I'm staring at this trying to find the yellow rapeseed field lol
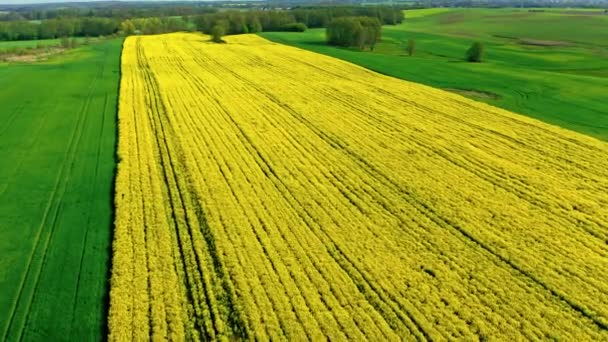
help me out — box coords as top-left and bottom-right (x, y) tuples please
(109, 32), (608, 340)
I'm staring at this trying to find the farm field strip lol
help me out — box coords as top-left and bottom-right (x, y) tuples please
(0, 40), (121, 341)
(5, 71), (98, 340)
(110, 33), (608, 340)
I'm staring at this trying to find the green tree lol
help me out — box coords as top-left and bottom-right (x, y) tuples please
(327, 17), (380, 50)
(120, 20), (136, 36)
(142, 18), (163, 35)
(228, 14), (247, 34)
(38, 20), (58, 39)
(361, 18), (381, 50)
(248, 16), (263, 33)
(211, 25), (225, 43)
(466, 42), (484, 62)
(80, 18), (117, 37)
(406, 39), (415, 56)
(166, 17), (187, 32)
(280, 23), (307, 32)
(194, 14), (212, 33)
(56, 19), (75, 38)
(11, 21), (38, 40)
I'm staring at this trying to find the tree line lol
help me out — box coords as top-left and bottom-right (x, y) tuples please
(292, 6), (403, 27)
(0, 17), (118, 40)
(2, 0), (605, 24)
(193, 6), (403, 36)
(0, 4), (217, 22)
(120, 17), (190, 36)
(0, 5), (403, 42)
(326, 17), (382, 50)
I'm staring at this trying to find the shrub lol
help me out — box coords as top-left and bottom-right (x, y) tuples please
(406, 39), (415, 56)
(466, 42), (484, 62)
(60, 36), (70, 49)
(279, 23), (308, 32)
(211, 25), (225, 43)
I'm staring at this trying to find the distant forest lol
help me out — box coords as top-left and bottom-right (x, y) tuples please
(0, 0), (605, 42)
(0, 4), (404, 41)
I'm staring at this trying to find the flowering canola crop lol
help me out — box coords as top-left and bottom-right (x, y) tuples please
(109, 33), (608, 341)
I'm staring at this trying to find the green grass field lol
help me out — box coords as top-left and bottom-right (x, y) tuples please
(0, 39), (121, 340)
(0, 37), (92, 52)
(0, 39), (68, 51)
(261, 8), (608, 140)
